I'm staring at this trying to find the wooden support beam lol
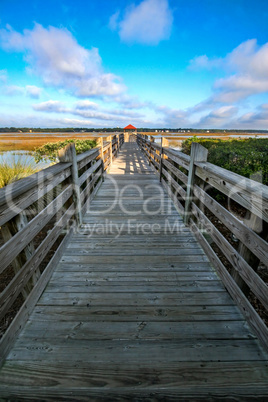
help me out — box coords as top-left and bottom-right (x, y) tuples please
(58, 143), (82, 225)
(184, 143), (208, 225)
(232, 212), (268, 294)
(159, 137), (164, 182)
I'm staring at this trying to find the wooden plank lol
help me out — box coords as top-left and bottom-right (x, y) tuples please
(50, 271), (218, 282)
(45, 281), (225, 294)
(0, 361), (267, 397)
(193, 183), (268, 266)
(19, 320), (252, 341)
(7, 339), (267, 362)
(63, 248), (206, 256)
(0, 385), (267, 400)
(76, 148), (100, 170)
(191, 202), (268, 309)
(162, 166), (187, 199)
(0, 185), (73, 275)
(66, 242), (201, 250)
(0, 204), (75, 321)
(190, 219), (268, 352)
(80, 169), (102, 204)
(161, 178), (185, 214)
(30, 305), (243, 323)
(163, 148), (190, 171)
(0, 162), (72, 208)
(0, 229), (74, 367)
(0, 165), (71, 227)
(38, 291), (234, 306)
(60, 254), (209, 264)
(195, 161), (268, 223)
(78, 158), (102, 186)
(162, 158), (188, 184)
(81, 175), (103, 215)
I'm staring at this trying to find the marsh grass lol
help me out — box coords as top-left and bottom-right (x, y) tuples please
(0, 134), (98, 152)
(0, 155), (40, 188)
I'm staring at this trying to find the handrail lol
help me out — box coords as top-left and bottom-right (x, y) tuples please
(0, 133), (124, 365)
(136, 133), (268, 351)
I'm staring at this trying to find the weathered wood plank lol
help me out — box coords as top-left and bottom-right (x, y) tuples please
(0, 229), (74, 367)
(45, 281), (225, 294)
(0, 185), (73, 275)
(193, 183), (268, 266)
(0, 162), (72, 208)
(190, 219), (268, 352)
(0, 204), (75, 321)
(162, 167), (187, 200)
(162, 158), (188, 184)
(55, 261), (214, 272)
(0, 361), (267, 399)
(0, 165), (71, 227)
(78, 158), (102, 186)
(60, 254), (210, 264)
(19, 320), (253, 341)
(31, 305), (243, 322)
(191, 202), (268, 309)
(51, 271), (217, 282)
(195, 161), (268, 223)
(7, 339), (267, 362)
(37, 291), (234, 306)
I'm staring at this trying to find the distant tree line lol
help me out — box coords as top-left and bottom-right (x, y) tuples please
(0, 127), (267, 134)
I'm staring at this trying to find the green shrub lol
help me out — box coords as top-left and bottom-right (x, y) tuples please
(181, 137), (268, 185)
(34, 139), (97, 163)
(0, 155), (39, 188)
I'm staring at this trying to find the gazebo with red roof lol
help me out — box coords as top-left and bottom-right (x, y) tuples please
(124, 124), (137, 132)
(123, 124), (137, 141)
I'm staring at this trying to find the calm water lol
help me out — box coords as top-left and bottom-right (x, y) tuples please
(0, 150), (51, 169)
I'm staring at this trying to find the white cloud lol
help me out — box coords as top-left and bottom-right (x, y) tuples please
(190, 39), (268, 104)
(111, 94), (153, 109)
(4, 85), (25, 96)
(32, 100), (66, 112)
(189, 55), (223, 70)
(75, 100), (99, 110)
(235, 103), (268, 128)
(0, 23), (126, 97)
(111, 0), (173, 45)
(157, 105), (189, 126)
(26, 85), (42, 98)
(197, 106), (238, 127)
(32, 99), (145, 123)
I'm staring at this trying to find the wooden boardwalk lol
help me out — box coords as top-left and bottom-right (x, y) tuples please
(0, 141), (267, 400)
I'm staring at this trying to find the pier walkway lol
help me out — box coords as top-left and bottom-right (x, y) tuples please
(0, 141), (267, 400)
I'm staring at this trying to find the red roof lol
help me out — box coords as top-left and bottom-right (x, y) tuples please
(124, 124), (136, 130)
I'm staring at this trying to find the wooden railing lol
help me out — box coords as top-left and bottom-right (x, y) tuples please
(0, 133), (124, 365)
(137, 133), (268, 350)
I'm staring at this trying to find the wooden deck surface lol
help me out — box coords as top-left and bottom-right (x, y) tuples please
(0, 141), (267, 400)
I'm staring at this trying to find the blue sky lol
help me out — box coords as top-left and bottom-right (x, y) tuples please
(0, 0), (268, 129)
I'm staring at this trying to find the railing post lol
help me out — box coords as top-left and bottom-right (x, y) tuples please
(98, 137), (105, 182)
(159, 137), (169, 182)
(109, 135), (113, 166)
(159, 137), (163, 182)
(58, 143), (82, 226)
(116, 134), (119, 155)
(184, 143), (208, 225)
